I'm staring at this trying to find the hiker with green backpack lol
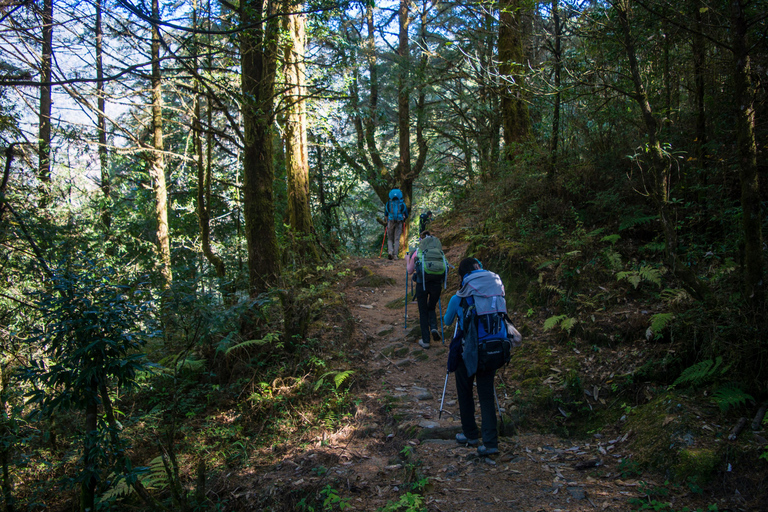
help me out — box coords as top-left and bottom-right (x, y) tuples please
(406, 231), (448, 349)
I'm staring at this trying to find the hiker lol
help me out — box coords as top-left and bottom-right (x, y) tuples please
(406, 231), (447, 349)
(385, 188), (409, 260)
(443, 257), (505, 456)
(419, 210), (433, 234)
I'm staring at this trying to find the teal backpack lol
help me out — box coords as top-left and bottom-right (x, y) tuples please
(386, 189), (408, 222)
(416, 236), (447, 288)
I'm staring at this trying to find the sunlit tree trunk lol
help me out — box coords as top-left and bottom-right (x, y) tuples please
(731, 0), (764, 308)
(96, 0), (110, 234)
(498, 0), (530, 157)
(282, 2), (317, 259)
(38, 0), (53, 208)
(240, 0), (280, 295)
(149, 0), (172, 289)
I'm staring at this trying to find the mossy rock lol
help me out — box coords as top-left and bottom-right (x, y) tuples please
(386, 296), (408, 309)
(353, 266), (396, 287)
(674, 447), (720, 484)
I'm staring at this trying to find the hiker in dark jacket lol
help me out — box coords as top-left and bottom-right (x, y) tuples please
(406, 231), (443, 349)
(443, 257), (502, 456)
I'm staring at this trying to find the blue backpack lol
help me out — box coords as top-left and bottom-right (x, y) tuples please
(460, 295), (512, 374)
(386, 189), (408, 222)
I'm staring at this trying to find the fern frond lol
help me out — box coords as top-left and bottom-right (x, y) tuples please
(660, 288), (691, 305)
(638, 265), (662, 287)
(673, 357), (727, 388)
(711, 384), (754, 412)
(560, 317), (578, 334)
(601, 234), (621, 245)
(333, 370), (354, 389)
(602, 248), (622, 270)
(650, 313), (674, 334)
(543, 315), (566, 331)
(97, 456), (168, 505)
(315, 370), (355, 391)
(224, 332), (281, 356)
(616, 271), (642, 289)
(543, 284), (564, 295)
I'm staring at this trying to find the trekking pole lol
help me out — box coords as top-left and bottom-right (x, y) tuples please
(379, 225), (387, 258)
(439, 323), (458, 419)
(494, 385), (506, 436)
(438, 371), (449, 419)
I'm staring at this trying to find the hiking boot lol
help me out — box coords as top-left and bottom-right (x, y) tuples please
(431, 329), (441, 341)
(477, 445), (499, 456)
(418, 340), (430, 349)
(387, 253), (393, 260)
(455, 433), (479, 446)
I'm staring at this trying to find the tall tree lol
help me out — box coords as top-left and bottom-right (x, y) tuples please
(281, 0), (317, 259)
(96, 0), (110, 234)
(193, 0), (225, 280)
(730, 0), (764, 307)
(614, 0), (705, 299)
(240, 0), (280, 294)
(38, 0), (53, 207)
(498, 0), (531, 156)
(149, 0), (172, 289)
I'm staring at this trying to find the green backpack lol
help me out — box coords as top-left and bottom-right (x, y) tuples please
(416, 236), (447, 288)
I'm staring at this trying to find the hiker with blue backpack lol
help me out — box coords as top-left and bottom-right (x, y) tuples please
(443, 257), (521, 456)
(406, 231), (448, 349)
(385, 188), (409, 260)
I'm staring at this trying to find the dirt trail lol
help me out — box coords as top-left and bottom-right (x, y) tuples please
(327, 252), (651, 512)
(245, 251), (674, 511)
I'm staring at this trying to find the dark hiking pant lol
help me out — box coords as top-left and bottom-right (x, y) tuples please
(455, 359), (498, 449)
(415, 279), (441, 344)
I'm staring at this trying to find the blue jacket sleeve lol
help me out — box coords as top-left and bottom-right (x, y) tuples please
(443, 295), (462, 327)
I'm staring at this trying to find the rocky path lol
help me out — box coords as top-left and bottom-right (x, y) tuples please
(330, 253), (655, 512)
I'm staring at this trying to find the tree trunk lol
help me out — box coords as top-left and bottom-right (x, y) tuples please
(615, 0), (706, 300)
(549, 0), (561, 176)
(691, 2), (707, 172)
(80, 390), (98, 512)
(240, 0), (280, 295)
(193, 2), (225, 280)
(282, 3), (317, 259)
(731, 0), (764, 308)
(38, 0), (53, 208)
(498, 0), (530, 157)
(150, 0), (172, 289)
(395, 0), (411, 257)
(0, 364), (15, 512)
(96, 0), (110, 234)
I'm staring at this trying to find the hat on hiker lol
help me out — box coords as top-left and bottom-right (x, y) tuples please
(458, 257), (482, 279)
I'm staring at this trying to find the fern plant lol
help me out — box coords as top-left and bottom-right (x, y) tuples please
(543, 315), (578, 335)
(672, 357), (729, 388)
(99, 456), (168, 504)
(711, 384), (754, 412)
(314, 370), (354, 391)
(617, 265), (662, 289)
(646, 313), (674, 340)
